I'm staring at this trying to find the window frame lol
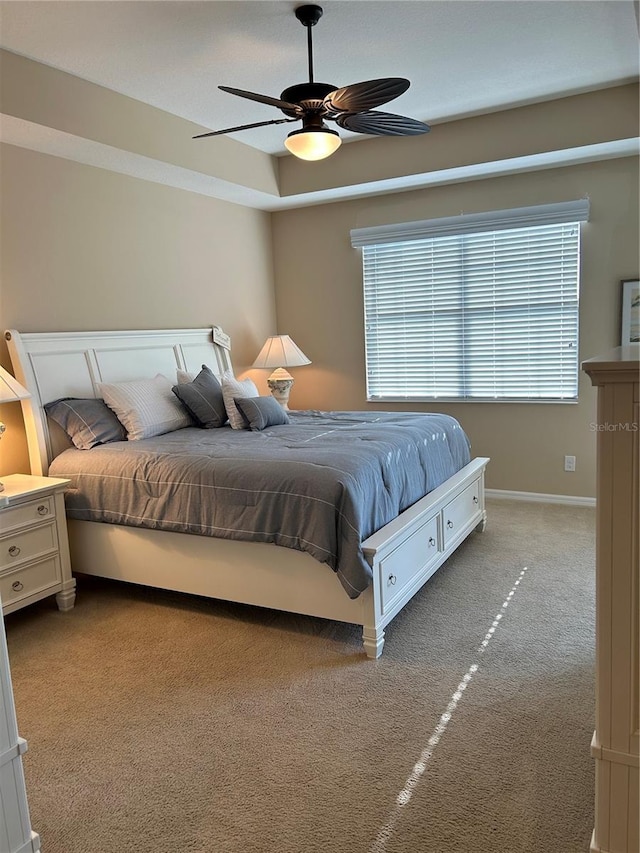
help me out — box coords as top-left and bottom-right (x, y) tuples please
(351, 200), (589, 405)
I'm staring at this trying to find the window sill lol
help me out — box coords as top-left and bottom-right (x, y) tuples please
(367, 397), (579, 405)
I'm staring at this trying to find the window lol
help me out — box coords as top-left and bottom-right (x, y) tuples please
(351, 200), (590, 402)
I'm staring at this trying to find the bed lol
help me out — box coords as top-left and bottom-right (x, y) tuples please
(5, 326), (489, 657)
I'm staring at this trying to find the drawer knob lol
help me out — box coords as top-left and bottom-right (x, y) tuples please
(8, 545), (21, 557)
(11, 580), (23, 591)
(428, 536), (436, 546)
(446, 520), (454, 529)
(473, 495), (479, 504)
(388, 573), (397, 586)
(37, 504), (49, 516)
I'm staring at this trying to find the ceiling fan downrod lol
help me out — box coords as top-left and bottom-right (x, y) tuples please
(295, 4), (323, 84)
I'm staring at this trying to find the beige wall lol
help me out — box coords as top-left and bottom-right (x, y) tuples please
(271, 157), (639, 498)
(0, 49), (279, 197)
(0, 143), (277, 476)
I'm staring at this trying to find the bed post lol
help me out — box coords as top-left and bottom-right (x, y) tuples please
(362, 625), (385, 659)
(360, 584), (384, 659)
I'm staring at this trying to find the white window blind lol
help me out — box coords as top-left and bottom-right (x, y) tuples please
(351, 200), (589, 402)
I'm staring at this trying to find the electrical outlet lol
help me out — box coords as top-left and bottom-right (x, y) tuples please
(564, 455), (576, 472)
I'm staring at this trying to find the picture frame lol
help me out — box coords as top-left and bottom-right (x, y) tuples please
(620, 279), (640, 346)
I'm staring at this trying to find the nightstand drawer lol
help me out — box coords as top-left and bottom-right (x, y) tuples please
(0, 557), (61, 608)
(0, 523), (58, 571)
(0, 496), (55, 534)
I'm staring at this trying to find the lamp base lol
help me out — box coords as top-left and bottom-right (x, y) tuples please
(267, 369), (294, 410)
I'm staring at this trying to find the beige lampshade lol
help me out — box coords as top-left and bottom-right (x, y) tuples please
(0, 366), (30, 403)
(252, 336), (311, 370)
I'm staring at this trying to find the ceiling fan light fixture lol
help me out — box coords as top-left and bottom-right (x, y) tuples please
(284, 126), (341, 161)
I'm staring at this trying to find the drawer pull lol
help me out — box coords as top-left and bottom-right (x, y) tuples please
(446, 520), (454, 529)
(428, 536), (436, 546)
(388, 573), (397, 586)
(37, 504), (49, 516)
(472, 495), (479, 504)
(11, 580), (23, 591)
(8, 545), (21, 557)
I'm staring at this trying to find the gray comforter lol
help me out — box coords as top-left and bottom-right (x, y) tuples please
(49, 410), (471, 598)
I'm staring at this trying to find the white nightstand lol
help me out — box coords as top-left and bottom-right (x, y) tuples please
(0, 474), (76, 615)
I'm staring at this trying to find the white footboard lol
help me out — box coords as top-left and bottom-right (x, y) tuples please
(360, 457), (489, 657)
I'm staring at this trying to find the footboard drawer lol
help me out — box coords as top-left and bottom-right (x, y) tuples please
(379, 513), (440, 614)
(443, 479), (481, 548)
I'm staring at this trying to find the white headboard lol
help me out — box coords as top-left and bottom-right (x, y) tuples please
(4, 326), (233, 476)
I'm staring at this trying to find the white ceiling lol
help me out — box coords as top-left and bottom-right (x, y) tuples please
(1, 0), (638, 156)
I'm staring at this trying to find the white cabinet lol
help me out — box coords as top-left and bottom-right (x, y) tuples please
(0, 475), (76, 616)
(0, 476), (76, 850)
(0, 595), (41, 853)
(583, 347), (639, 853)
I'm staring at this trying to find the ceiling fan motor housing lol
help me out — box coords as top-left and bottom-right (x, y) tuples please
(280, 82), (338, 117)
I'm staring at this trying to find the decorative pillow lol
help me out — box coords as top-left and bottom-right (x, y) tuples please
(44, 397), (127, 450)
(234, 396), (290, 431)
(221, 372), (259, 429)
(172, 365), (227, 429)
(97, 374), (193, 441)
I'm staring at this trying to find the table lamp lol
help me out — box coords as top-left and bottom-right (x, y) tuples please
(252, 335), (311, 410)
(0, 366), (31, 492)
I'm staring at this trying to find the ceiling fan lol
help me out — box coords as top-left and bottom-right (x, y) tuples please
(193, 4), (431, 161)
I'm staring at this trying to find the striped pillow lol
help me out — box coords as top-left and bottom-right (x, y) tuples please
(98, 374), (193, 440)
(221, 372), (259, 429)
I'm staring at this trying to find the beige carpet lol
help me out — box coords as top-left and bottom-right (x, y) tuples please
(4, 499), (595, 853)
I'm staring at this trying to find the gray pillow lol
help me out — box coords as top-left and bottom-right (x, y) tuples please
(234, 396), (290, 431)
(44, 397), (127, 450)
(172, 364), (227, 428)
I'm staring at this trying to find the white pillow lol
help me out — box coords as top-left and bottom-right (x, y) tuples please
(176, 368), (196, 384)
(98, 374), (193, 441)
(221, 372), (259, 429)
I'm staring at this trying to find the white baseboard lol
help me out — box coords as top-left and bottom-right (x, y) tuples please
(486, 488), (596, 507)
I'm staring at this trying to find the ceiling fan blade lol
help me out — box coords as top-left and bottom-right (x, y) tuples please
(322, 78), (410, 115)
(219, 86), (303, 114)
(193, 118), (298, 139)
(335, 110), (431, 136)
